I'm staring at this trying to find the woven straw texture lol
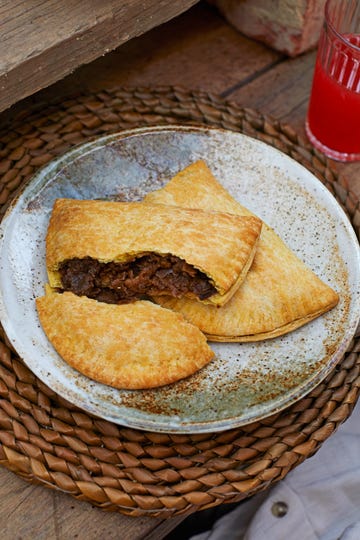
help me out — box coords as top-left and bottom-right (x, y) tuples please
(0, 87), (359, 519)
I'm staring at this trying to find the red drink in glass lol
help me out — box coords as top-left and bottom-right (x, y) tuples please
(306, 1), (360, 162)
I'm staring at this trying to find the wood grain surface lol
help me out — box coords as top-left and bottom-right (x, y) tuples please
(1, 2), (359, 539)
(0, 0), (198, 113)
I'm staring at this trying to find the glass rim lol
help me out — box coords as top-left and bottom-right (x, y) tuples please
(325, 0), (360, 52)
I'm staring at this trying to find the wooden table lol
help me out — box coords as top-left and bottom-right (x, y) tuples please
(0, 0), (198, 113)
(1, 2), (360, 538)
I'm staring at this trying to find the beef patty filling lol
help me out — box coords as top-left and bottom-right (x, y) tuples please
(59, 254), (217, 304)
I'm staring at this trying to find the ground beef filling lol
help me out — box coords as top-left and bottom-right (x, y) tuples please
(58, 254), (217, 304)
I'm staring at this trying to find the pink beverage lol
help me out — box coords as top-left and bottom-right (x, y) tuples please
(306, 1), (360, 162)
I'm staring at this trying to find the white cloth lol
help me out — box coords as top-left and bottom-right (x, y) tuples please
(189, 399), (360, 540)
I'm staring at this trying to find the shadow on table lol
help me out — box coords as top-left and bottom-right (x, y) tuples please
(165, 502), (241, 539)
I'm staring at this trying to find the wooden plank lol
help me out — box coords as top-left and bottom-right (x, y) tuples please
(17, 2), (281, 104)
(229, 49), (317, 132)
(0, 0), (198, 113)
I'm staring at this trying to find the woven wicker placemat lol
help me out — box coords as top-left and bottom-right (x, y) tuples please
(0, 87), (359, 519)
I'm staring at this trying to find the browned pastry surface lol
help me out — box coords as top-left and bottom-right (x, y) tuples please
(46, 198), (262, 306)
(145, 160), (339, 341)
(36, 290), (214, 389)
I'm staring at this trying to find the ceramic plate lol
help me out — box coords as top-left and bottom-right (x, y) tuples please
(0, 125), (359, 433)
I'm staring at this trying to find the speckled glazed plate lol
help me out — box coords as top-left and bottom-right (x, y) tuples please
(0, 126), (359, 433)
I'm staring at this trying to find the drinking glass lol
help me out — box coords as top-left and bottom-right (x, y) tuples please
(306, 0), (360, 161)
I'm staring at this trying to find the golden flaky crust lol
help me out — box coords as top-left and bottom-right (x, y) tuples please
(144, 160), (339, 341)
(46, 199), (262, 306)
(36, 291), (214, 389)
